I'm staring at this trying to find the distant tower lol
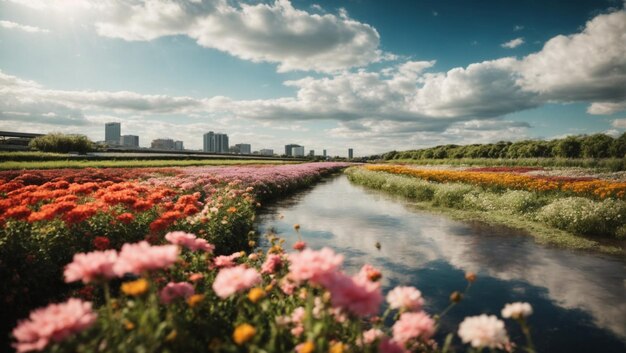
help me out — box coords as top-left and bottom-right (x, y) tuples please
(348, 148), (354, 159)
(105, 122), (121, 145)
(285, 144), (301, 156)
(203, 132), (215, 152)
(323, 149), (327, 157)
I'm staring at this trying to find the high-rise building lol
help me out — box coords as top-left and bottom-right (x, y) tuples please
(151, 138), (175, 150)
(309, 150), (315, 156)
(285, 144), (301, 156)
(174, 141), (184, 150)
(203, 132), (214, 152)
(235, 143), (251, 154)
(292, 146), (305, 157)
(121, 135), (139, 148)
(203, 132), (229, 153)
(348, 148), (354, 159)
(259, 149), (274, 156)
(105, 122), (121, 145)
(323, 149), (327, 157)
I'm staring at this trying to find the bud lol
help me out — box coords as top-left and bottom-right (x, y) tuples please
(465, 272), (477, 283)
(450, 291), (463, 303)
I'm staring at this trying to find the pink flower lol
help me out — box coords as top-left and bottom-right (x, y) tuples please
(261, 254), (283, 274)
(212, 265), (261, 298)
(358, 328), (384, 346)
(392, 312), (435, 345)
(458, 314), (508, 349)
(188, 273), (204, 282)
(212, 252), (242, 268)
(378, 338), (407, 353)
(12, 298), (97, 353)
(293, 241), (307, 251)
(324, 272), (383, 317)
(280, 278), (296, 295)
(288, 247), (343, 285)
(359, 264), (382, 282)
(159, 282), (194, 304)
(114, 241), (179, 276)
(64, 250), (118, 283)
(386, 286), (424, 312)
(165, 231), (215, 253)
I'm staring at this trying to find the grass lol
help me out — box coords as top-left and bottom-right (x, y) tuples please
(385, 157), (626, 171)
(0, 159), (298, 170)
(345, 167), (625, 255)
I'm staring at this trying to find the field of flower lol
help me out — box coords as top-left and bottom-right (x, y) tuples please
(346, 167), (626, 244)
(0, 163), (348, 351)
(8, 229), (538, 353)
(365, 165), (626, 200)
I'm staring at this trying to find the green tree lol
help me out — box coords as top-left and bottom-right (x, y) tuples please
(29, 133), (94, 154)
(554, 136), (582, 158)
(610, 132), (626, 158)
(580, 134), (614, 158)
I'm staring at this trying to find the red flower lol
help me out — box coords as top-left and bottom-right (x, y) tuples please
(5, 205), (31, 220)
(116, 213), (135, 224)
(93, 236), (110, 250)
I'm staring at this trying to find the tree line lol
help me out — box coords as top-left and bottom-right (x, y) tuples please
(382, 133), (626, 160)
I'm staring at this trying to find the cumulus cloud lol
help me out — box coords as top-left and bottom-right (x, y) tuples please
(587, 101), (626, 115)
(2, 6), (626, 153)
(501, 37), (524, 48)
(517, 10), (626, 103)
(612, 118), (626, 129)
(92, 0), (383, 73)
(0, 20), (49, 33)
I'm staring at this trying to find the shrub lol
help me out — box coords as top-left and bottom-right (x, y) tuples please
(536, 197), (626, 237)
(432, 183), (478, 208)
(497, 190), (546, 214)
(29, 133), (94, 154)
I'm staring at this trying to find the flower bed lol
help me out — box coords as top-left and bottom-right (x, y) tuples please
(365, 165), (626, 200)
(10, 231), (537, 353)
(0, 163), (348, 349)
(347, 167), (626, 241)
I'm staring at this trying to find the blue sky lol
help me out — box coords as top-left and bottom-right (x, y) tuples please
(1, 0), (625, 156)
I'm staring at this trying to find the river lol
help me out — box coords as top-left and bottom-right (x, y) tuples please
(255, 175), (626, 353)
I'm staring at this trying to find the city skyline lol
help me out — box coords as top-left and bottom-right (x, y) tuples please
(1, 0), (625, 156)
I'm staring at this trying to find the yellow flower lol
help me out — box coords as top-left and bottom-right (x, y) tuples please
(165, 330), (177, 342)
(248, 288), (265, 303)
(264, 283), (274, 292)
(297, 341), (315, 353)
(187, 294), (205, 307)
(233, 323), (256, 345)
(329, 341), (345, 353)
(123, 320), (135, 331)
(121, 278), (149, 296)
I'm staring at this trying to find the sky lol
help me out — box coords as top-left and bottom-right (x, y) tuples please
(0, 0), (625, 157)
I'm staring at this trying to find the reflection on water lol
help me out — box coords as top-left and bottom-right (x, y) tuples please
(256, 175), (626, 353)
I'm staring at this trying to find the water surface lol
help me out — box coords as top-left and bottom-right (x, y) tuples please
(256, 175), (626, 353)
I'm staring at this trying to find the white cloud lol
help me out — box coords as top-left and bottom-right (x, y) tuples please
(0, 20), (49, 33)
(514, 25), (524, 31)
(501, 37), (524, 48)
(3, 7), (626, 153)
(92, 0), (383, 73)
(587, 101), (626, 115)
(612, 118), (626, 128)
(518, 10), (626, 103)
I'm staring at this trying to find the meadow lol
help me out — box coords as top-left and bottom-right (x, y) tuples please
(0, 162), (543, 353)
(346, 165), (626, 254)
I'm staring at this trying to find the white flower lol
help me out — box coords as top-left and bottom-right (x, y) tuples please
(502, 302), (533, 319)
(386, 286), (424, 312)
(458, 314), (508, 348)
